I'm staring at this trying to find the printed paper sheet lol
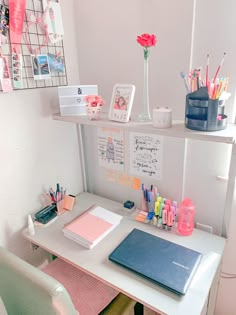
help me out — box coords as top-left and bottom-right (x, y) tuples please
(129, 132), (162, 179)
(97, 127), (125, 171)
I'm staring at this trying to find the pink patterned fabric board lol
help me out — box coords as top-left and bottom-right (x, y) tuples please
(42, 258), (119, 315)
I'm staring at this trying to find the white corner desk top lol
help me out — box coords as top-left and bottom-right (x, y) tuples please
(23, 193), (226, 315)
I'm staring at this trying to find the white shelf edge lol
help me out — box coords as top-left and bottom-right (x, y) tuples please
(52, 113), (236, 144)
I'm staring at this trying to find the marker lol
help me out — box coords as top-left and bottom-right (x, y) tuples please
(154, 201), (159, 216)
(206, 53), (209, 87)
(157, 217), (162, 228)
(159, 202), (164, 217)
(162, 207), (167, 229)
(148, 191), (154, 213)
(141, 184), (147, 211)
(167, 211), (174, 230)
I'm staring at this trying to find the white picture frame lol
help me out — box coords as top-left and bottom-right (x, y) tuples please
(108, 84), (135, 123)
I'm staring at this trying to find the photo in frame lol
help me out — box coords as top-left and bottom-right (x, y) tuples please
(108, 84), (135, 122)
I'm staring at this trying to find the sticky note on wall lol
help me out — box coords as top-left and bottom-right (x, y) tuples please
(132, 177), (141, 190)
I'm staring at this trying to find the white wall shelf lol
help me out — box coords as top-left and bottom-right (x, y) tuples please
(53, 113), (236, 144)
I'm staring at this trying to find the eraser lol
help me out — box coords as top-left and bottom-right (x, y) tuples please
(124, 200), (135, 209)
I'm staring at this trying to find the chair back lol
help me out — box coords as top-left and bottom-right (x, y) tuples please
(0, 247), (77, 315)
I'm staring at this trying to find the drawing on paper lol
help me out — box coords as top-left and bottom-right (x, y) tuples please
(129, 132), (162, 179)
(98, 128), (125, 171)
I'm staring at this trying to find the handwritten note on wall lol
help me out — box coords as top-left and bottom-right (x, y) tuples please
(97, 127), (125, 171)
(129, 132), (163, 179)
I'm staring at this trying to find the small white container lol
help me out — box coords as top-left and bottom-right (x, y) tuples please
(58, 85), (98, 97)
(153, 107), (172, 128)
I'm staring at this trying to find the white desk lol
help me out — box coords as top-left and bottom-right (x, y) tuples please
(23, 193), (226, 315)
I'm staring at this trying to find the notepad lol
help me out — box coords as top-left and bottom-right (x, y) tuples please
(63, 206), (123, 249)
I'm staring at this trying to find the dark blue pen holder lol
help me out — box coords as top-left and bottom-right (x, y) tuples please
(185, 94), (227, 131)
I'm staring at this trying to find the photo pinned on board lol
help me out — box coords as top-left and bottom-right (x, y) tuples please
(31, 54), (51, 80)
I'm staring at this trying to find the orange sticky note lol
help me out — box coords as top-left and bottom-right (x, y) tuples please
(132, 177), (141, 190)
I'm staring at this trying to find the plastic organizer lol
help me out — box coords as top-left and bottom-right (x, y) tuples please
(185, 87), (227, 132)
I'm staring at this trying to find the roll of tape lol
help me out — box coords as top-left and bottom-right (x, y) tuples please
(153, 107), (172, 128)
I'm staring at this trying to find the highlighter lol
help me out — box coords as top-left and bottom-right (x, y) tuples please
(159, 202), (164, 219)
(167, 211), (174, 230)
(162, 206), (168, 228)
(154, 201), (159, 216)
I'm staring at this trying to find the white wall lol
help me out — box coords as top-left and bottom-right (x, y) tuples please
(75, 0), (194, 119)
(191, 0), (236, 314)
(75, 1), (236, 314)
(0, 0), (83, 264)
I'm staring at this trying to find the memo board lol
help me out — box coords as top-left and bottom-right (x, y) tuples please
(0, 0), (67, 91)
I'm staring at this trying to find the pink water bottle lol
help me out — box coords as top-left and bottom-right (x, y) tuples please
(177, 198), (195, 236)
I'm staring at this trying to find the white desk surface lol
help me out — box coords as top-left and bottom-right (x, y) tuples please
(23, 193), (226, 315)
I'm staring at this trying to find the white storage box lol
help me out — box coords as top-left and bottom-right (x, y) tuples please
(58, 85), (98, 97)
(59, 95), (87, 106)
(60, 105), (86, 116)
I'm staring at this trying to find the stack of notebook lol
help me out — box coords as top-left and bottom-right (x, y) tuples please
(63, 206), (123, 249)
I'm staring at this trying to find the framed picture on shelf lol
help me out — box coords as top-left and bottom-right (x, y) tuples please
(108, 84), (135, 123)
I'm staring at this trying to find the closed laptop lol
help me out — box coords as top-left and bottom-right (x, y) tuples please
(109, 228), (202, 295)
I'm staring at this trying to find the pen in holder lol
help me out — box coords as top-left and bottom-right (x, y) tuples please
(185, 87), (228, 131)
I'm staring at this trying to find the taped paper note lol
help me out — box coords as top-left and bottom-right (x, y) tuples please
(105, 169), (117, 182)
(132, 177), (141, 190)
(97, 128), (125, 171)
(129, 132), (162, 179)
(117, 173), (132, 186)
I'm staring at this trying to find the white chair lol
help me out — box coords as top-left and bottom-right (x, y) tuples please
(0, 247), (136, 315)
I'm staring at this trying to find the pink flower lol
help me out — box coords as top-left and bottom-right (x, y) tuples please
(137, 34), (157, 47)
(137, 33), (157, 60)
(84, 95), (105, 107)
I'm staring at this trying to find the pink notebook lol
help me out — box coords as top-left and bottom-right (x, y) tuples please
(63, 206), (122, 248)
(64, 212), (113, 243)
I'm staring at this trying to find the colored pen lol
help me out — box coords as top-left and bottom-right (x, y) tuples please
(213, 52), (226, 84)
(206, 53), (209, 87)
(141, 184), (147, 212)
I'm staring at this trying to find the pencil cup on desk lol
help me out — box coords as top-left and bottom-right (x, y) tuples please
(55, 199), (65, 215)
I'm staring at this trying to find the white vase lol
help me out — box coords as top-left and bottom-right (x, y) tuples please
(138, 56), (151, 122)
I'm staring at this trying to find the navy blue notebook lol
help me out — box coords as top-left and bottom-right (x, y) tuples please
(109, 228), (202, 295)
